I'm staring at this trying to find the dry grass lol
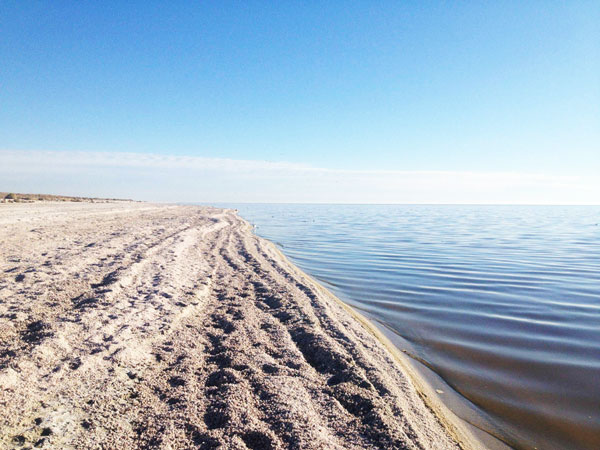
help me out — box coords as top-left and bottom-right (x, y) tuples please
(0, 192), (133, 203)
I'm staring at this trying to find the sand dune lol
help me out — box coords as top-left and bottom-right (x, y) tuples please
(0, 202), (478, 449)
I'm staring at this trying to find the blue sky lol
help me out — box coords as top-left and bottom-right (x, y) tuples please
(1, 2), (599, 202)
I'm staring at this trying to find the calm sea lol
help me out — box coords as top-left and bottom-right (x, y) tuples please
(223, 204), (600, 450)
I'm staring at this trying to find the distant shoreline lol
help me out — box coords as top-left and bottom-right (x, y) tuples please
(0, 191), (134, 203)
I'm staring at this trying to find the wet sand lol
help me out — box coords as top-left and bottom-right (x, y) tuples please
(0, 202), (482, 449)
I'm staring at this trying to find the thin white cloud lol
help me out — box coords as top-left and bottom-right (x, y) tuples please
(0, 150), (308, 172)
(1, 150), (598, 204)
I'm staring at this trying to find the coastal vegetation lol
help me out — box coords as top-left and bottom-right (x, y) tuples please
(1, 192), (131, 203)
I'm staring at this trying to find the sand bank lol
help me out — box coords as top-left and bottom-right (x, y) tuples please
(0, 202), (484, 449)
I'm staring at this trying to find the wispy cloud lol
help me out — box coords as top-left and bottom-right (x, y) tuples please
(1, 150), (598, 204)
(1, 150), (308, 172)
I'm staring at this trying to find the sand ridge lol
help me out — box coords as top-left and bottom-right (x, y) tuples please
(0, 202), (474, 449)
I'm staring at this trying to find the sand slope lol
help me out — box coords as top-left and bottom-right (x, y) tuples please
(0, 203), (471, 449)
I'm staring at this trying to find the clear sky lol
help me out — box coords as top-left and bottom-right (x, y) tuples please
(1, 2), (599, 203)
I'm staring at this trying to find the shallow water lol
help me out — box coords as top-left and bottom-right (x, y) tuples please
(225, 204), (600, 450)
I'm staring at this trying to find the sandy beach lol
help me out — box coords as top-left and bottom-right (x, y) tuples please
(0, 202), (480, 449)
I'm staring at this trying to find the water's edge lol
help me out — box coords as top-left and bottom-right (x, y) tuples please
(246, 214), (509, 450)
(220, 204), (600, 450)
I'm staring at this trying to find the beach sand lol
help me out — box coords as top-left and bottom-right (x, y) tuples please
(0, 202), (482, 449)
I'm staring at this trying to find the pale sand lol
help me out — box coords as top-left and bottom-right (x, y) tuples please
(0, 202), (484, 449)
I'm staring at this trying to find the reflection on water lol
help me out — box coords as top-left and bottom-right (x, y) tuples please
(227, 204), (600, 450)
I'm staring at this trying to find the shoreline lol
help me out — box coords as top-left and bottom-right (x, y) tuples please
(1, 202), (485, 448)
(255, 225), (494, 450)
(254, 226), (512, 450)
